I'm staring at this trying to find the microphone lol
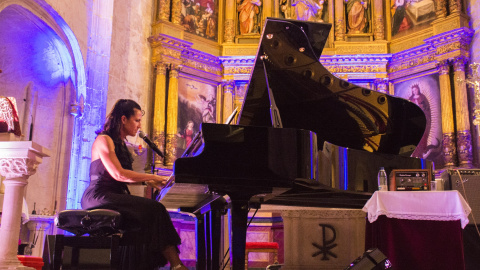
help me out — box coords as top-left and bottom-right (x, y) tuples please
(138, 130), (164, 158)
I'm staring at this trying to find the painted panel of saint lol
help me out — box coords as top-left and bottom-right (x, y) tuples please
(390, 0), (436, 38)
(394, 74), (443, 167)
(181, 0), (218, 41)
(237, 0), (263, 35)
(345, 0), (371, 34)
(177, 77), (217, 157)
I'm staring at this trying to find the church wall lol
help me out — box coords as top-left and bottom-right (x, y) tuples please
(45, 0), (88, 65)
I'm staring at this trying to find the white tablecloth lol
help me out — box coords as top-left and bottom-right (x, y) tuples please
(362, 191), (472, 228)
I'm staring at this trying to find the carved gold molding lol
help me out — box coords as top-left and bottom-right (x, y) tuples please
(165, 134), (178, 166)
(435, 0), (447, 18)
(436, 60), (450, 75)
(442, 133), (457, 167)
(374, 15), (384, 41)
(335, 44), (387, 54)
(456, 130), (472, 166)
(224, 19), (235, 43)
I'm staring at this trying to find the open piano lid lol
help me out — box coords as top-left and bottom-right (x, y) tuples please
(238, 18), (427, 156)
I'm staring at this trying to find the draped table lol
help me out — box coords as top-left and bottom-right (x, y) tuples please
(362, 191), (471, 270)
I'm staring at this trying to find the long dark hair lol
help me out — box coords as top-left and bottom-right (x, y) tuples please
(99, 99), (142, 141)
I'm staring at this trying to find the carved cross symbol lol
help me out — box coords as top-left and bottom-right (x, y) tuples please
(312, 224), (338, 260)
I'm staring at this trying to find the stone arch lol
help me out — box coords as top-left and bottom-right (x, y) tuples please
(0, 0), (86, 213)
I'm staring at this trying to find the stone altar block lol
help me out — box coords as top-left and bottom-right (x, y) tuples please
(261, 206), (366, 270)
(0, 141), (50, 269)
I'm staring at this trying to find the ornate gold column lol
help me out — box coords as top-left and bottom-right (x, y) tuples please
(224, 0), (235, 43)
(449, 0), (462, 14)
(153, 63), (168, 166)
(165, 65), (181, 166)
(158, 0), (171, 21)
(223, 81), (235, 122)
(437, 60), (457, 167)
(373, 0), (385, 40)
(435, 0), (447, 18)
(453, 56), (473, 167)
(334, 0), (345, 41)
(171, 0), (182, 24)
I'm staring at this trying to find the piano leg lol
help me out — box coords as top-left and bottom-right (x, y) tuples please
(229, 198), (250, 270)
(195, 213), (207, 270)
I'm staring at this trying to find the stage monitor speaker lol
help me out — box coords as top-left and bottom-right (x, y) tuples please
(345, 248), (392, 270)
(441, 169), (480, 225)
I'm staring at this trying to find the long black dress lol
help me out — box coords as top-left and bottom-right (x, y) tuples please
(81, 135), (181, 269)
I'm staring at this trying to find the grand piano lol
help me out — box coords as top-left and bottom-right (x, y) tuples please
(158, 18), (432, 270)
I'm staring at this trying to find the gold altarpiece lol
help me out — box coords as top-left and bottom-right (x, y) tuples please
(148, 0), (476, 173)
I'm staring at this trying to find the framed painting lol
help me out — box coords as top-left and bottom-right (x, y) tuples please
(389, 0), (436, 39)
(181, 0), (218, 41)
(394, 73), (443, 167)
(176, 76), (217, 157)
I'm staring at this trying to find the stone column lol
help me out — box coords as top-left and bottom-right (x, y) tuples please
(165, 65), (181, 166)
(171, 0), (182, 24)
(436, 60), (457, 167)
(0, 141), (50, 269)
(435, 0), (447, 19)
(334, 0), (345, 41)
(224, 0), (235, 43)
(158, 0), (171, 21)
(453, 57), (473, 167)
(153, 63), (168, 167)
(373, 0), (385, 40)
(223, 81), (235, 122)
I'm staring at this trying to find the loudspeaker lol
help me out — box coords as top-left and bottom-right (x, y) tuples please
(441, 169), (480, 225)
(345, 248), (392, 270)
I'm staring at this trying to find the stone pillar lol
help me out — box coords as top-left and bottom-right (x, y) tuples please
(435, 0), (447, 19)
(158, 0), (171, 21)
(223, 81), (235, 122)
(171, 0), (182, 24)
(373, 0), (385, 40)
(0, 141), (50, 269)
(165, 65), (181, 166)
(224, 0), (235, 43)
(153, 63), (168, 167)
(453, 57), (473, 167)
(436, 60), (457, 167)
(334, 0), (345, 41)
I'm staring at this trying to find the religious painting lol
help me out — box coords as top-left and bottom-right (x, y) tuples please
(181, 0), (218, 41)
(394, 73), (443, 167)
(177, 76), (217, 157)
(345, 0), (371, 34)
(390, 0), (436, 38)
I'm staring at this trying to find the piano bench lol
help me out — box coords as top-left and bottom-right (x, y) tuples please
(245, 242), (279, 269)
(43, 209), (124, 270)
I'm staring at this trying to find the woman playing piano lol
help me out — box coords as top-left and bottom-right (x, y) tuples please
(81, 99), (187, 270)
